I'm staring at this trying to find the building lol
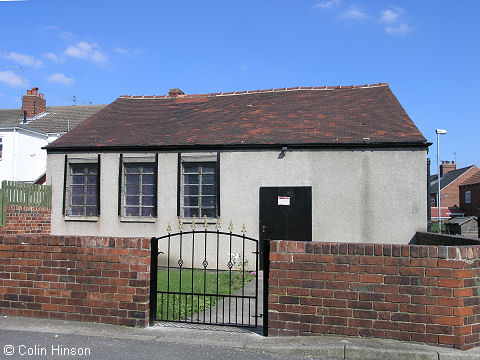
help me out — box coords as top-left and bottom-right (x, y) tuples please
(45, 83), (428, 244)
(0, 87), (106, 183)
(460, 171), (480, 217)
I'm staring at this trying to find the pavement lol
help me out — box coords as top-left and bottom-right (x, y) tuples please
(1, 315), (479, 360)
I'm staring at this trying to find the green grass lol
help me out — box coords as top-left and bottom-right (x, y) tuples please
(156, 268), (255, 321)
(431, 221), (447, 233)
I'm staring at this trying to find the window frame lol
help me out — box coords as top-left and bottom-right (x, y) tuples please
(0, 137), (3, 160)
(180, 160), (219, 219)
(465, 191), (471, 204)
(120, 161), (157, 219)
(66, 162), (99, 217)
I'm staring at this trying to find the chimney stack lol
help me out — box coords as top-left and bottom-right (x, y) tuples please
(440, 161), (456, 177)
(22, 87), (46, 118)
(168, 88), (185, 97)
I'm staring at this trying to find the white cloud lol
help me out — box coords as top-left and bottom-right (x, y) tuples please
(2, 52), (42, 67)
(47, 73), (75, 85)
(0, 71), (23, 87)
(340, 5), (369, 20)
(64, 41), (108, 63)
(113, 47), (144, 57)
(43, 52), (59, 62)
(313, 0), (340, 9)
(385, 23), (411, 35)
(113, 47), (128, 54)
(380, 6), (405, 24)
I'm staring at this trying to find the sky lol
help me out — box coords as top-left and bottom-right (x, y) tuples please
(0, 0), (478, 169)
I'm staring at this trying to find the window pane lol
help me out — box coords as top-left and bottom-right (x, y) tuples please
(71, 185), (84, 195)
(125, 165), (140, 174)
(142, 195), (154, 206)
(202, 165), (215, 173)
(184, 196), (198, 207)
(72, 175), (84, 184)
(183, 165), (198, 173)
(87, 175), (97, 184)
(142, 185), (154, 195)
(202, 185), (215, 195)
(71, 206), (83, 216)
(201, 208), (216, 218)
(141, 208), (154, 217)
(184, 185), (198, 195)
(71, 196), (84, 205)
(125, 207), (139, 217)
(202, 174), (214, 185)
(87, 166), (97, 175)
(86, 185), (97, 195)
(126, 184), (139, 195)
(86, 196), (97, 206)
(201, 196), (215, 207)
(142, 174), (155, 184)
(126, 195), (139, 205)
(184, 174), (199, 184)
(142, 165), (155, 174)
(184, 208), (199, 218)
(71, 166), (84, 175)
(126, 174), (140, 184)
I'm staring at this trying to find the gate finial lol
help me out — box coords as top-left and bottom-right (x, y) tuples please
(191, 215), (196, 230)
(178, 217), (183, 232)
(241, 223), (247, 235)
(228, 220), (234, 232)
(167, 222), (172, 234)
(216, 217), (221, 231)
(203, 215), (208, 229)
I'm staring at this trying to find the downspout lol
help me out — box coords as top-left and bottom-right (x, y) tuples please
(427, 158), (431, 232)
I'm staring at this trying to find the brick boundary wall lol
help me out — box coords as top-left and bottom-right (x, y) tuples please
(268, 241), (480, 350)
(0, 235), (150, 327)
(0, 205), (51, 235)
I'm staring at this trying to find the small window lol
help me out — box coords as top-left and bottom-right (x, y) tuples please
(69, 164), (98, 216)
(122, 163), (156, 217)
(0, 137), (3, 159)
(182, 162), (217, 218)
(465, 191), (471, 204)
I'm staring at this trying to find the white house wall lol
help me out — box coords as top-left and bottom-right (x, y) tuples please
(0, 129), (48, 183)
(47, 148), (427, 244)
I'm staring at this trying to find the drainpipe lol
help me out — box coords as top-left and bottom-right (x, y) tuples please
(12, 128), (17, 181)
(427, 158), (431, 232)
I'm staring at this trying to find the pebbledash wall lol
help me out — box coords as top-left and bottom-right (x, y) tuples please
(268, 240), (480, 350)
(0, 235), (150, 326)
(0, 205), (51, 235)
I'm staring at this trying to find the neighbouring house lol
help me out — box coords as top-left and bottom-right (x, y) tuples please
(45, 83), (428, 245)
(460, 170), (480, 218)
(0, 87), (106, 183)
(429, 161), (480, 220)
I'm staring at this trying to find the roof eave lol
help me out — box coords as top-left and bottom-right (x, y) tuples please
(45, 141), (429, 153)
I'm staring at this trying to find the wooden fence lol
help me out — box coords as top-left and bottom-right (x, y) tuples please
(0, 180), (52, 226)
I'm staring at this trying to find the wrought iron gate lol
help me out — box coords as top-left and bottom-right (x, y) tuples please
(149, 220), (268, 333)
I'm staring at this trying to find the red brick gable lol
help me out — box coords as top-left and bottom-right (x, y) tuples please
(438, 166), (480, 208)
(47, 84), (426, 150)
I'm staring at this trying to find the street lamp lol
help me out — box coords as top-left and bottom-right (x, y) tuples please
(436, 129), (447, 233)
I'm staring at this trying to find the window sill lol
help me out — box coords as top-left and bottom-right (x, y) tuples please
(120, 217), (156, 223)
(65, 216), (99, 222)
(181, 217), (219, 225)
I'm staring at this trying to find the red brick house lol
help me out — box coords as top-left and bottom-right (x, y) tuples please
(430, 162), (480, 211)
(460, 171), (480, 217)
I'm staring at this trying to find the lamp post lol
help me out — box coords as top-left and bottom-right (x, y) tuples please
(436, 129), (447, 233)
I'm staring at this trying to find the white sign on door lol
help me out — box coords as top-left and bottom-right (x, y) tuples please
(278, 196), (290, 206)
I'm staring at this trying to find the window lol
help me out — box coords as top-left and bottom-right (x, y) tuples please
(182, 162), (217, 218)
(465, 191), (471, 204)
(69, 164), (98, 216)
(0, 137), (3, 159)
(122, 163), (156, 217)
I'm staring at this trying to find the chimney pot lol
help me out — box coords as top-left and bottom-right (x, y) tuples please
(22, 87), (46, 118)
(27, 90), (32, 95)
(31, 87), (39, 96)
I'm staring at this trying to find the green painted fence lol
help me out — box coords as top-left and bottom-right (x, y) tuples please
(0, 180), (52, 226)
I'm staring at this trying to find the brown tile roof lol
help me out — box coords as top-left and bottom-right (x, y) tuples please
(461, 168), (480, 186)
(47, 83), (426, 150)
(0, 105), (106, 134)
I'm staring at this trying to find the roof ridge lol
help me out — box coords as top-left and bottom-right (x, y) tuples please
(119, 82), (390, 99)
